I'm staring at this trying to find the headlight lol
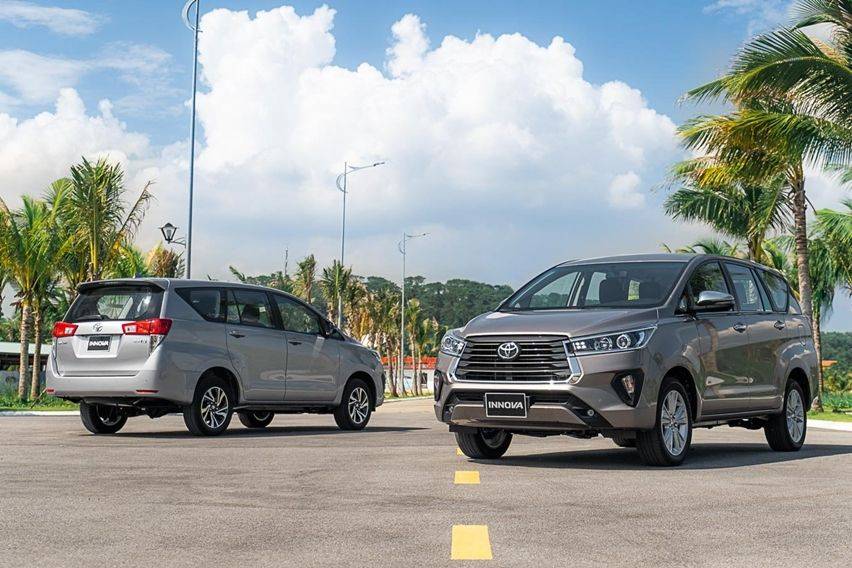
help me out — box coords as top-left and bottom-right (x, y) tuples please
(571, 327), (655, 354)
(440, 328), (466, 357)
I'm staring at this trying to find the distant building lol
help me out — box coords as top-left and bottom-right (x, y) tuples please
(0, 342), (50, 390)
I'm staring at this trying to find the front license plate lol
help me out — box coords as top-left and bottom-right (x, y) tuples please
(484, 392), (527, 418)
(87, 335), (111, 351)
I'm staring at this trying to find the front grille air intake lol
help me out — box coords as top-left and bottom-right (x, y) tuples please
(455, 335), (574, 382)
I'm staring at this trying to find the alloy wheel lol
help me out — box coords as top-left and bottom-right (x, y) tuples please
(786, 388), (805, 443)
(660, 390), (689, 456)
(348, 386), (370, 424)
(201, 386), (229, 429)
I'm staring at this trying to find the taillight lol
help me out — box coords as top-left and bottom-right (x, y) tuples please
(52, 322), (78, 338)
(122, 318), (173, 336)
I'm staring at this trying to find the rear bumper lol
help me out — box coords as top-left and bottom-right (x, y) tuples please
(46, 355), (191, 404)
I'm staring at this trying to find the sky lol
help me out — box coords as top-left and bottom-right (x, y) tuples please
(0, 0), (850, 330)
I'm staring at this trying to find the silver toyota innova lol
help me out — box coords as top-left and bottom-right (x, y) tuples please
(434, 254), (818, 466)
(47, 279), (385, 436)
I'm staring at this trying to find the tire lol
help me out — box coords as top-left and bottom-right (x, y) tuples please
(611, 433), (636, 448)
(765, 380), (806, 452)
(183, 375), (234, 436)
(238, 411), (274, 429)
(637, 377), (692, 466)
(79, 401), (127, 434)
(455, 429), (513, 459)
(334, 378), (373, 430)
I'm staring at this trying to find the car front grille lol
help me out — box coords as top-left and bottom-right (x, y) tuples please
(455, 335), (574, 382)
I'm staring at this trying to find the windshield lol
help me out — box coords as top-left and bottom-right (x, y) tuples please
(66, 285), (164, 322)
(502, 261), (686, 310)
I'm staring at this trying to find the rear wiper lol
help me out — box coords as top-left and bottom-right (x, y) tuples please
(75, 315), (105, 321)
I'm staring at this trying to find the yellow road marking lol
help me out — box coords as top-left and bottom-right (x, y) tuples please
(451, 525), (492, 560)
(454, 470), (480, 484)
(456, 447), (463, 456)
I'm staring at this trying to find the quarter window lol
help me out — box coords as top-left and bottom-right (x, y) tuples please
(227, 290), (274, 328)
(724, 263), (767, 312)
(273, 295), (321, 335)
(175, 288), (225, 322)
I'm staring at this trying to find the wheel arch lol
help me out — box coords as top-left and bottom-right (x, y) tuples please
(346, 371), (377, 409)
(787, 366), (810, 407)
(199, 366), (242, 403)
(663, 365), (699, 420)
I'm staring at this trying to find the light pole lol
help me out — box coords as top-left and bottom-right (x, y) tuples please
(335, 160), (385, 326)
(159, 222), (187, 247)
(398, 232), (428, 394)
(181, 0), (201, 279)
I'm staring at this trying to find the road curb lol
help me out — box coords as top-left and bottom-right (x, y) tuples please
(0, 410), (80, 417)
(809, 419), (852, 432)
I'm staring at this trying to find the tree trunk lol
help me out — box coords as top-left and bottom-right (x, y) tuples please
(791, 176), (820, 410)
(812, 310), (824, 412)
(29, 304), (43, 400)
(17, 302), (31, 400)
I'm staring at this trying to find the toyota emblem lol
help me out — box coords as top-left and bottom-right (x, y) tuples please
(93, 323), (103, 333)
(497, 342), (520, 360)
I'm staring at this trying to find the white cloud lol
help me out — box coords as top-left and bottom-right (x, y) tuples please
(0, 0), (103, 36)
(0, 44), (174, 110)
(386, 13), (429, 77)
(607, 172), (645, 209)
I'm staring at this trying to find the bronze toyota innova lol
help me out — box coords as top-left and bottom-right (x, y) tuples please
(434, 254), (818, 466)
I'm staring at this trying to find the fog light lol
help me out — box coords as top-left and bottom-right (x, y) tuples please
(621, 374), (636, 396)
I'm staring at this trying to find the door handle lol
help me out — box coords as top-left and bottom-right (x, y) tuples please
(228, 330), (245, 338)
(733, 323), (747, 333)
(288, 340), (302, 346)
(774, 320), (786, 330)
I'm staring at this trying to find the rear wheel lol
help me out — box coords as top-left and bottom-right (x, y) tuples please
(334, 378), (372, 430)
(456, 429), (513, 459)
(183, 376), (233, 436)
(611, 433), (636, 448)
(765, 380), (806, 451)
(79, 401), (127, 434)
(637, 377), (692, 466)
(238, 411), (274, 429)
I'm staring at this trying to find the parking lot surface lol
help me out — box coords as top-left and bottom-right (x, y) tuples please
(1, 398), (850, 567)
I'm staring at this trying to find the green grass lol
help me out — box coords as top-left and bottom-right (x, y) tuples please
(808, 411), (852, 423)
(0, 390), (78, 412)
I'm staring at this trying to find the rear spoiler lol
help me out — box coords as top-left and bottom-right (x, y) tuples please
(77, 279), (168, 293)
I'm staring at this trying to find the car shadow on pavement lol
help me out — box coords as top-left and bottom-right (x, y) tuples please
(475, 443), (852, 471)
(113, 425), (427, 439)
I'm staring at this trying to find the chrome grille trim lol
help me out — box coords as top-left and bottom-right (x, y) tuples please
(452, 334), (582, 383)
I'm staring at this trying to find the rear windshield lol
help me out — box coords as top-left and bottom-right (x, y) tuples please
(502, 261), (686, 310)
(66, 285), (164, 322)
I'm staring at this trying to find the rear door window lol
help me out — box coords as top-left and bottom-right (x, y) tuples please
(227, 289), (274, 328)
(67, 285), (163, 322)
(759, 271), (790, 313)
(175, 288), (225, 322)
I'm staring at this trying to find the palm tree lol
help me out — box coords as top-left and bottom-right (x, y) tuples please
(681, 1), (852, 390)
(319, 261), (352, 326)
(662, 238), (743, 257)
(50, 158), (152, 292)
(293, 254), (317, 304)
(666, 160), (791, 263)
(145, 243), (185, 277)
(110, 245), (150, 279)
(0, 196), (67, 400)
(404, 299), (423, 395)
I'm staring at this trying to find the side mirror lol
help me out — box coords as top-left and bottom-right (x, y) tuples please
(694, 291), (735, 312)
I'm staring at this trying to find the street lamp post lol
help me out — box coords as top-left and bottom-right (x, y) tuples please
(159, 222), (187, 247)
(182, 0), (201, 279)
(335, 161), (385, 327)
(398, 232), (427, 394)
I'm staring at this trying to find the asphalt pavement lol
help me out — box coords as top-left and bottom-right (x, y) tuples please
(1, 398), (850, 567)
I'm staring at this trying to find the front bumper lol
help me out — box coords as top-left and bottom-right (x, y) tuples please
(434, 349), (658, 431)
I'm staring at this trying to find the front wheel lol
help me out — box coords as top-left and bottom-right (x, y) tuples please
(238, 411), (274, 429)
(183, 376), (233, 436)
(765, 380), (806, 451)
(456, 429), (513, 459)
(637, 378), (692, 466)
(79, 401), (127, 434)
(334, 379), (373, 430)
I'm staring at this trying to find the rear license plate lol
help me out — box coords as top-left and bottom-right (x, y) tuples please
(87, 335), (111, 351)
(484, 392), (527, 418)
